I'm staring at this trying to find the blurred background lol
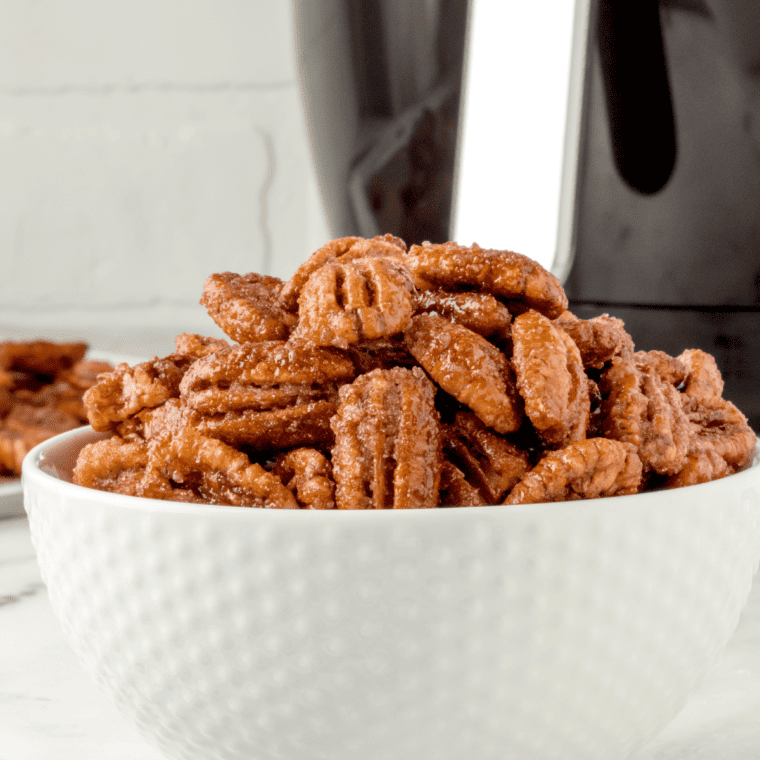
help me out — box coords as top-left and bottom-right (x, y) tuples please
(0, 0), (330, 349)
(1, 0), (758, 426)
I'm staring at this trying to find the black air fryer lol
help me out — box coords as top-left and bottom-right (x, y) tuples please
(565, 0), (760, 429)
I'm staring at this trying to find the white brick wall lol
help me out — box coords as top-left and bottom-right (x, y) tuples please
(0, 0), (329, 335)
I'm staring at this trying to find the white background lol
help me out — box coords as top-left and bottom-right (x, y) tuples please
(0, 1), (329, 336)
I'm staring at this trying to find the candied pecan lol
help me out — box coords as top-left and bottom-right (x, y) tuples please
(119, 398), (189, 442)
(4, 403), (80, 450)
(195, 399), (338, 452)
(0, 404), (79, 475)
(599, 357), (691, 475)
(439, 460), (488, 507)
(174, 333), (230, 360)
(271, 447), (335, 509)
(504, 438), (643, 504)
(413, 290), (512, 343)
(279, 234), (407, 312)
(331, 366), (441, 509)
(179, 341), (354, 414)
(682, 396), (756, 470)
(405, 313), (523, 434)
(405, 241), (568, 318)
(553, 311), (634, 369)
(0, 429), (28, 475)
(664, 449), (733, 489)
(677, 348), (724, 402)
(200, 272), (296, 343)
(443, 412), (530, 503)
(633, 350), (687, 386)
(73, 436), (151, 496)
(512, 310), (590, 448)
(19, 380), (88, 422)
(57, 359), (115, 391)
(84, 354), (194, 432)
(291, 256), (416, 349)
(0, 340), (87, 375)
(141, 427), (299, 507)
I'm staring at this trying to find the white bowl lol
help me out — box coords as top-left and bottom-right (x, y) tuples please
(22, 426), (760, 760)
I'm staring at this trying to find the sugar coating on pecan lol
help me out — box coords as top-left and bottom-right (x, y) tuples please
(677, 348), (724, 402)
(599, 357), (691, 476)
(84, 354), (193, 432)
(73, 436), (151, 496)
(505, 438), (643, 504)
(439, 460), (488, 507)
(331, 366), (441, 509)
(292, 256), (415, 350)
(682, 396), (756, 470)
(279, 233), (407, 312)
(413, 290), (512, 342)
(405, 313), (524, 435)
(271, 447), (336, 510)
(512, 310), (590, 449)
(443, 412), (530, 503)
(200, 272), (296, 343)
(179, 341), (354, 414)
(406, 241), (568, 319)
(553, 311), (633, 369)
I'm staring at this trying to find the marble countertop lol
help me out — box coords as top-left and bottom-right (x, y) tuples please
(2, 514), (759, 759)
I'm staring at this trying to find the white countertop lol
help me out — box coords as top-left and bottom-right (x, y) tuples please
(2, 514), (759, 760)
(1, 517), (163, 759)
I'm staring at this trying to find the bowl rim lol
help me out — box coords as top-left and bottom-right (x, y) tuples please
(21, 424), (760, 520)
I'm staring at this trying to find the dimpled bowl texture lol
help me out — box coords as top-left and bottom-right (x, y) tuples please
(22, 427), (760, 760)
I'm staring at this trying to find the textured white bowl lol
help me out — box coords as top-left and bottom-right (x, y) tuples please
(22, 426), (760, 760)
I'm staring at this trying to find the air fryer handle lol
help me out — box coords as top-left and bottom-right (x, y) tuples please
(598, 0), (677, 194)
